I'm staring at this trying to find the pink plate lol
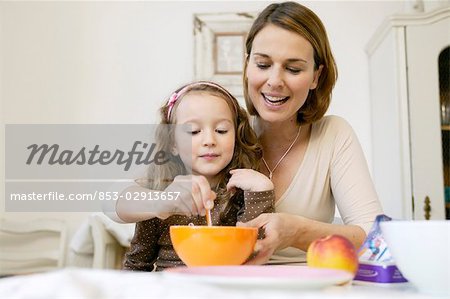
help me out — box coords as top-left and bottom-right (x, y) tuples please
(164, 265), (353, 289)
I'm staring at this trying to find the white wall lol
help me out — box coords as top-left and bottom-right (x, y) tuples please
(3, 0), (440, 255)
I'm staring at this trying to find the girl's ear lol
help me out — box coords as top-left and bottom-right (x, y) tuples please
(171, 145), (179, 156)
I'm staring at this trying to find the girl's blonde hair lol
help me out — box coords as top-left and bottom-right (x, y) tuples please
(142, 81), (262, 219)
(243, 1), (338, 125)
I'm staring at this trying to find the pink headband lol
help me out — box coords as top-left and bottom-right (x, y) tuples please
(166, 81), (234, 119)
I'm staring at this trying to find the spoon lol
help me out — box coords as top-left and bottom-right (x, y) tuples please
(205, 208), (212, 226)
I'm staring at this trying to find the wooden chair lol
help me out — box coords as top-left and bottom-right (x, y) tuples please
(89, 216), (127, 269)
(0, 218), (67, 275)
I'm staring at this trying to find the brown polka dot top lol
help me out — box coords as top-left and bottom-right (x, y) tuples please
(123, 190), (275, 272)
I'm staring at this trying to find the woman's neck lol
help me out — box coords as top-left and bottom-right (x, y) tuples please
(255, 117), (301, 150)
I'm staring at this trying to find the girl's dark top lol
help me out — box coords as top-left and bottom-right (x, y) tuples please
(123, 190), (275, 271)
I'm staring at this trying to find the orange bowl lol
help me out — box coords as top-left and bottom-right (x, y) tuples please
(170, 225), (258, 266)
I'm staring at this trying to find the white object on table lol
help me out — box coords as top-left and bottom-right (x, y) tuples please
(0, 268), (438, 299)
(380, 220), (450, 297)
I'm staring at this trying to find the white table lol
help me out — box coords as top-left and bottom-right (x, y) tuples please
(0, 268), (439, 299)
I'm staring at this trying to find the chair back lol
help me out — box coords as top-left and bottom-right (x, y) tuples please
(0, 218), (67, 275)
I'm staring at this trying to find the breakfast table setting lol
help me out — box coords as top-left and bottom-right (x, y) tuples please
(0, 266), (438, 299)
(1, 217), (448, 298)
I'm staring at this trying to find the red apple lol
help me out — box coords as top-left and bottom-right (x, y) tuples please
(306, 234), (359, 276)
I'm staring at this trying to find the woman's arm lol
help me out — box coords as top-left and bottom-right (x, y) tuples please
(239, 213), (365, 265)
(329, 117), (383, 234)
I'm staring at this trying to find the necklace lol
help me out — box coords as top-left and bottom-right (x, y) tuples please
(262, 125), (301, 180)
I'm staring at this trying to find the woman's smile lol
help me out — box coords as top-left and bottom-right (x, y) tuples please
(262, 93), (290, 106)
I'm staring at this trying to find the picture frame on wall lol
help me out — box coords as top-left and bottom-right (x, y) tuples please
(194, 12), (256, 102)
(214, 33), (245, 75)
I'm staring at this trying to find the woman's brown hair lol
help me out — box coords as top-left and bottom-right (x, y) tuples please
(243, 1), (338, 124)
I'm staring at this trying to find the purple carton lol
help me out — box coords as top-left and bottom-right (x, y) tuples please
(354, 215), (408, 284)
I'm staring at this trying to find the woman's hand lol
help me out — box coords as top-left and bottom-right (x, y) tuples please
(226, 169), (273, 192)
(238, 213), (302, 265)
(159, 175), (216, 218)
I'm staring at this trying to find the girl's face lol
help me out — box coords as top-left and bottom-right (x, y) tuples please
(246, 24), (322, 124)
(173, 91), (235, 184)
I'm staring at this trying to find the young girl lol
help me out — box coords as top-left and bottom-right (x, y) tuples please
(123, 81), (275, 271)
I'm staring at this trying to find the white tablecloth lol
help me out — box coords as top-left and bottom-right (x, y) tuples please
(0, 268), (441, 299)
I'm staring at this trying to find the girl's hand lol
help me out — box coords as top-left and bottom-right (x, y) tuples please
(159, 175), (216, 218)
(226, 169), (273, 192)
(237, 213), (301, 265)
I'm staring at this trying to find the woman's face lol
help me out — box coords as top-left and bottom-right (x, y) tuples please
(246, 24), (322, 124)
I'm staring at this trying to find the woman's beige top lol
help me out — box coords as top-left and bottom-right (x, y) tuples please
(269, 115), (383, 264)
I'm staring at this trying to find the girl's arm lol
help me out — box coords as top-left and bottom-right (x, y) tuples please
(237, 190), (275, 223)
(226, 169), (275, 223)
(107, 175), (216, 223)
(114, 185), (167, 223)
(123, 218), (162, 271)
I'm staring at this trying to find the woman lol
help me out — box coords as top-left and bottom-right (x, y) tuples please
(110, 1), (382, 265)
(237, 1), (382, 264)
